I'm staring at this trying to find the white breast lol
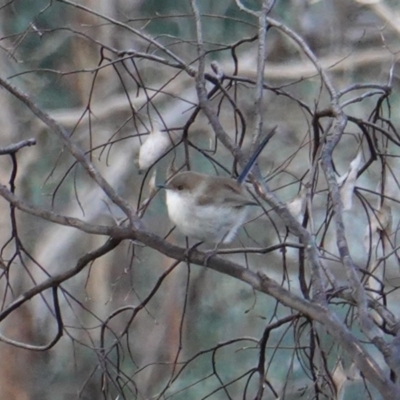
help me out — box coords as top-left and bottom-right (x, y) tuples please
(165, 190), (249, 243)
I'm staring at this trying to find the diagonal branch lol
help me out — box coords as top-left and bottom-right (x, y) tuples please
(0, 75), (142, 230)
(0, 238), (121, 322)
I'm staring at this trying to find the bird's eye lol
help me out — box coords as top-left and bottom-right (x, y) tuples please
(177, 185), (184, 191)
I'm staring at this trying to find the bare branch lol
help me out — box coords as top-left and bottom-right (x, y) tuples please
(0, 76), (142, 229)
(0, 139), (36, 155)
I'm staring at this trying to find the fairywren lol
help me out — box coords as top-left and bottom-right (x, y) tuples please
(162, 171), (257, 243)
(159, 130), (275, 244)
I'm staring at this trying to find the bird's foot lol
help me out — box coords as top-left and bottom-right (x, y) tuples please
(184, 241), (204, 260)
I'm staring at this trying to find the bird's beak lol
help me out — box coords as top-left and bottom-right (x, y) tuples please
(157, 183), (167, 190)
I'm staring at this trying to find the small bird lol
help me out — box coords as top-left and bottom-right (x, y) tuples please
(159, 128), (276, 244)
(162, 171), (257, 243)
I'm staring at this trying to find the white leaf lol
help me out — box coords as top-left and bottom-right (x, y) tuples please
(136, 130), (176, 171)
(148, 169), (157, 197)
(338, 151), (363, 211)
(332, 360), (347, 400)
(287, 186), (307, 221)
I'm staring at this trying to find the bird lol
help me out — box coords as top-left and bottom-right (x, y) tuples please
(159, 128), (276, 245)
(161, 171), (258, 243)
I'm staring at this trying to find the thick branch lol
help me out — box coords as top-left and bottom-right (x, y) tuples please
(0, 180), (397, 397)
(0, 184), (117, 236)
(321, 108), (380, 341)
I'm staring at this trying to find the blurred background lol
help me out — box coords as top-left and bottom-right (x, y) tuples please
(0, 0), (400, 399)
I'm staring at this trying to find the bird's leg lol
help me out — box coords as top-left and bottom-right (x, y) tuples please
(202, 243), (220, 265)
(202, 232), (229, 265)
(185, 234), (228, 265)
(184, 240), (204, 260)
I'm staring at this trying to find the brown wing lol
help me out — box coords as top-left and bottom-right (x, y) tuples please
(197, 176), (257, 207)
